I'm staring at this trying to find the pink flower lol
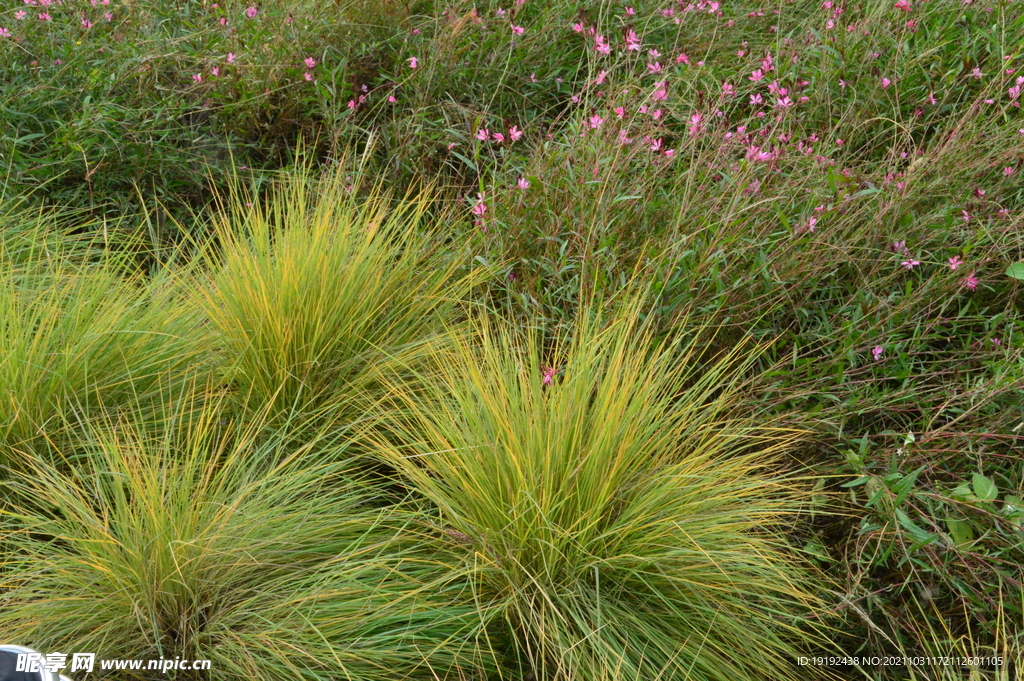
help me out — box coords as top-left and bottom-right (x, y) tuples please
(476, 128), (489, 141)
(572, 21), (584, 32)
(1004, 166), (1015, 176)
(104, 11), (111, 20)
(962, 210), (970, 223)
(408, 57), (418, 68)
(492, 132), (505, 142)
(594, 70), (607, 85)
(676, 53), (690, 64)
(15, 10), (27, 19)
(588, 115), (603, 129)
(304, 72), (313, 81)
(648, 49), (661, 58)
(749, 68), (764, 82)
(836, 139), (844, 147)
(894, 0), (911, 10)
(542, 366), (557, 385)
(304, 57), (317, 69)
(750, 93), (763, 105)
(948, 256), (963, 270)
(387, 95), (397, 103)
(626, 29), (641, 50)
(595, 35), (611, 55)
(647, 62), (662, 73)
(219, 17), (227, 25)
(882, 77), (891, 88)
(511, 24), (524, 35)
(227, 52), (237, 63)
(649, 138), (663, 152)
(192, 73), (203, 82)
(901, 259), (920, 270)
(892, 240), (908, 254)
(971, 67), (983, 79)
(625, 6), (635, 15)
(81, 16), (92, 27)
(721, 82), (735, 98)
(517, 177), (530, 189)
(509, 125), (523, 141)
(245, 5), (257, 18)
(871, 345), (884, 361)
(38, 11), (51, 19)
(617, 130), (633, 145)
(614, 106), (625, 119)
(0, 27), (8, 36)
(964, 274), (978, 290)
(211, 66), (220, 76)
(471, 202), (487, 217)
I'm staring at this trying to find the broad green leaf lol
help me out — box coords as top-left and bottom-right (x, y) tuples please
(945, 517), (975, 546)
(972, 473), (998, 501)
(1006, 261), (1024, 281)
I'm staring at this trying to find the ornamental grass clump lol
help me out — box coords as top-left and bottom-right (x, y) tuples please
(0, 384), (491, 681)
(0, 218), (203, 467)
(192, 147), (490, 433)
(359, 287), (835, 681)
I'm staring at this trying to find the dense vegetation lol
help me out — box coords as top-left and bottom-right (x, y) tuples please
(1, 0), (1023, 679)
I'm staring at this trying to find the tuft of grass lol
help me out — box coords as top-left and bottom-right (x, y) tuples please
(358, 282), (836, 681)
(190, 144), (494, 433)
(0, 217), (203, 466)
(0, 381), (493, 680)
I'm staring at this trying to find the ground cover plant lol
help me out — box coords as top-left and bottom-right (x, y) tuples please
(1, 0), (1023, 679)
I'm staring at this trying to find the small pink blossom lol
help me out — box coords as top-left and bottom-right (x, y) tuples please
(192, 73), (203, 82)
(676, 53), (690, 64)
(387, 95), (397, 103)
(647, 62), (662, 73)
(15, 10), (27, 19)
(625, 6), (635, 15)
(511, 24), (524, 35)
(964, 274), (978, 290)
(542, 366), (557, 385)
(614, 106), (625, 119)
(227, 52), (237, 63)
(408, 57), (418, 68)
(476, 128), (490, 141)
(1004, 166), (1015, 177)
(304, 72), (313, 81)
(492, 132), (505, 142)
(304, 57), (317, 69)
(38, 11), (50, 19)
(0, 27), (8, 36)
(881, 77), (891, 88)
(572, 21), (584, 32)
(948, 256), (963, 270)
(626, 29), (641, 51)
(103, 11), (111, 20)
(962, 210), (970, 223)
(245, 5), (257, 18)
(219, 17), (227, 25)
(509, 125), (523, 141)
(471, 202), (487, 217)
(211, 66), (220, 76)
(594, 70), (607, 85)
(517, 177), (530, 189)
(81, 16), (92, 27)
(871, 345), (884, 361)
(901, 259), (920, 270)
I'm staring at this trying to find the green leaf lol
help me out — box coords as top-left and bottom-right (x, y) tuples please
(945, 517), (975, 546)
(972, 473), (998, 501)
(1006, 261), (1024, 281)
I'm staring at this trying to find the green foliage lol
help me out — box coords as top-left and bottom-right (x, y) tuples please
(358, 286), (834, 681)
(0, 386), (491, 681)
(190, 145), (492, 431)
